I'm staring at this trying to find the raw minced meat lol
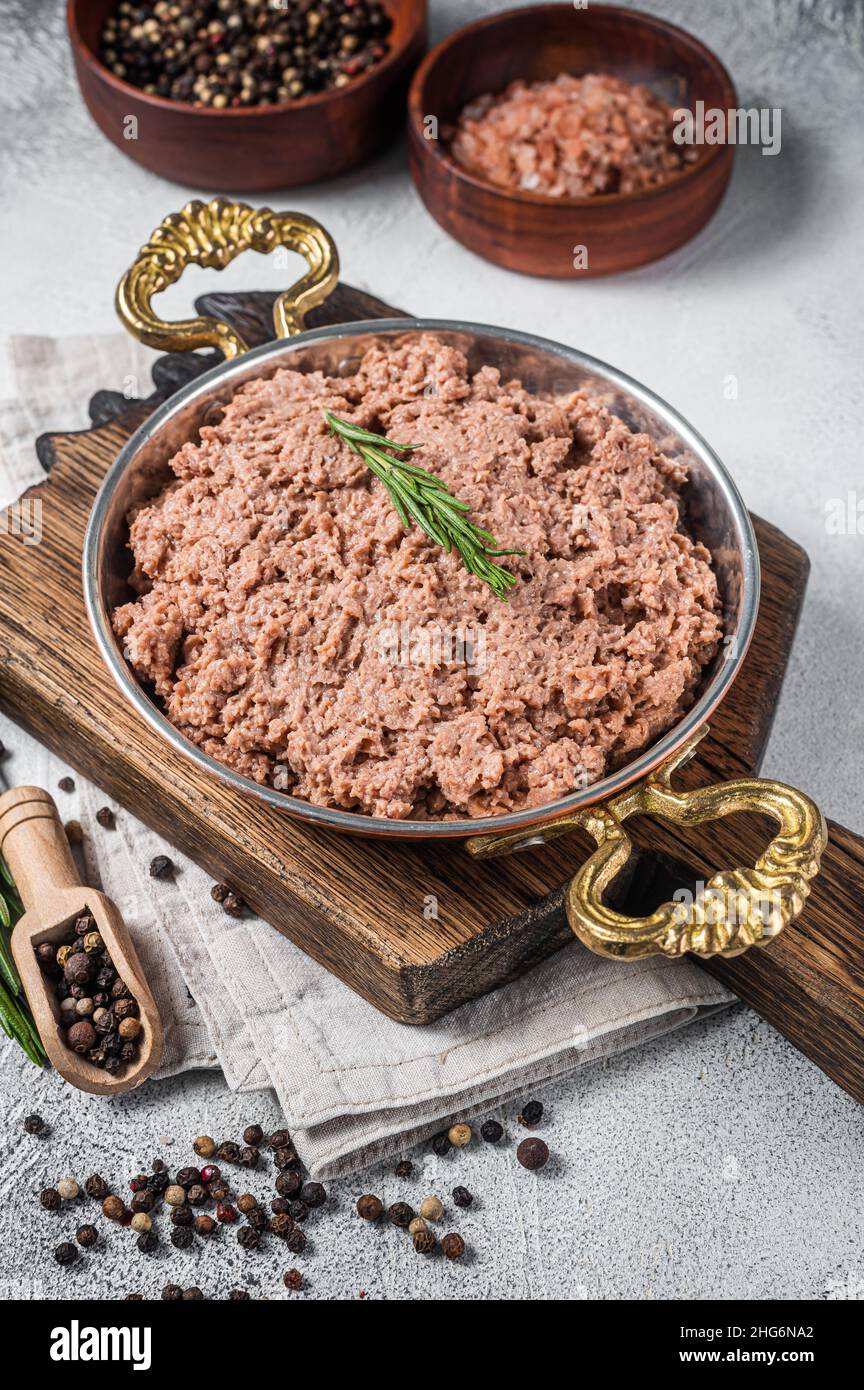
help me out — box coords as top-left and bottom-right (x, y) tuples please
(113, 334), (721, 819)
(451, 72), (697, 198)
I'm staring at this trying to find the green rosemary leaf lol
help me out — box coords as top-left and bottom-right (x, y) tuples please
(325, 412), (524, 598)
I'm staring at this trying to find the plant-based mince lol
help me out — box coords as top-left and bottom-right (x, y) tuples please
(113, 335), (721, 819)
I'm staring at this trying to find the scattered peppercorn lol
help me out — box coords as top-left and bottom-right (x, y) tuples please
(238, 1145), (259, 1168)
(210, 882), (231, 903)
(448, 1123), (472, 1147)
(237, 1193), (258, 1215)
(221, 892), (245, 918)
(452, 1186), (473, 1208)
(67, 1020), (97, 1053)
(395, 1159), (413, 1178)
(54, 1241), (78, 1266)
(413, 1228), (436, 1255)
(215, 1141), (240, 1164)
(164, 1184), (187, 1207)
(283, 1268), (304, 1291)
(95, 806), (115, 829)
(388, 1201), (414, 1229)
(271, 1197), (291, 1216)
(228, 1289), (250, 1300)
(480, 1120), (504, 1144)
(518, 1100), (544, 1127)
(176, 1165), (201, 1189)
(209, 1182), (230, 1203)
(186, 1184), (209, 1207)
(58, 776), (75, 792)
(102, 1194), (126, 1221)
(273, 1144), (300, 1170)
(182, 1287), (204, 1301)
(57, 1177), (80, 1201)
(171, 1226), (194, 1250)
(270, 1212), (294, 1238)
(268, 1128), (291, 1150)
(516, 1137), (549, 1171)
(149, 854), (174, 879)
(286, 1229), (307, 1255)
(76, 1223), (98, 1248)
(275, 1170), (302, 1198)
(408, 1216), (429, 1236)
(301, 1181), (326, 1209)
(216, 1201), (239, 1224)
(195, 1214), (216, 1237)
(441, 1232), (466, 1261)
(419, 1196), (444, 1223)
(131, 1212), (152, 1234)
(237, 1225), (260, 1250)
(193, 1135), (217, 1158)
(171, 1204), (194, 1227)
(288, 1199), (308, 1223)
(23, 1114), (46, 1135)
(200, 1164), (221, 1185)
(131, 1190), (155, 1214)
(161, 1283), (183, 1301)
(137, 1230), (159, 1254)
(243, 1124), (264, 1147)
(431, 1132), (451, 1157)
(357, 1194), (383, 1222)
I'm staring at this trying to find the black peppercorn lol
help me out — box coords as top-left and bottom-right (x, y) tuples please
(147, 1169), (169, 1195)
(413, 1228), (436, 1255)
(275, 1170), (302, 1198)
(237, 1225), (260, 1250)
(182, 1287), (204, 1301)
(238, 1145), (259, 1168)
(356, 1193), (383, 1222)
(221, 892), (245, 918)
(54, 1241), (79, 1266)
(395, 1160), (413, 1178)
(58, 776), (75, 792)
(247, 1206), (268, 1232)
(215, 1141), (240, 1164)
(300, 1181), (326, 1209)
(137, 1230), (159, 1254)
(516, 1137), (549, 1170)
(195, 1214), (216, 1237)
(171, 1226), (194, 1249)
(149, 854), (174, 879)
(131, 1190), (154, 1214)
(273, 1144), (300, 1170)
(431, 1131), (451, 1157)
(452, 1185), (473, 1208)
(76, 1224), (98, 1248)
(283, 1268), (303, 1291)
(40, 1187), (61, 1211)
(270, 1212), (294, 1237)
(171, 1204), (194, 1227)
(210, 882), (231, 903)
(480, 1119), (504, 1144)
(161, 1283), (183, 1301)
(441, 1232), (466, 1261)
(518, 1100), (543, 1127)
(268, 1128), (291, 1150)
(23, 1114), (46, 1135)
(287, 1199), (308, 1223)
(95, 806), (115, 828)
(271, 1197), (291, 1215)
(186, 1183), (208, 1207)
(286, 1228), (307, 1254)
(388, 1201), (414, 1229)
(228, 1289), (251, 1300)
(175, 1165), (201, 1188)
(243, 1124), (264, 1146)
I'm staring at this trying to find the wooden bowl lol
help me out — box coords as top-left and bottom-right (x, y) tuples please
(67, 0), (427, 192)
(407, 3), (737, 278)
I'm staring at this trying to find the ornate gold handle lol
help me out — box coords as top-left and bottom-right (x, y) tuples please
(115, 197), (339, 360)
(469, 729), (827, 961)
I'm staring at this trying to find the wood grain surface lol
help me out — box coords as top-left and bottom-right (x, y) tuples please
(0, 286), (861, 1107)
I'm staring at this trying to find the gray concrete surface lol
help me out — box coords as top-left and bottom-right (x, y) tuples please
(1, 0), (863, 1300)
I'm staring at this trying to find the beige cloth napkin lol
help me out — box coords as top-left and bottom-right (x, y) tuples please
(0, 333), (733, 1176)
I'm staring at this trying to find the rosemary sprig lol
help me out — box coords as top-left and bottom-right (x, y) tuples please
(0, 856), (45, 1068)
(324, 411), (524, 599)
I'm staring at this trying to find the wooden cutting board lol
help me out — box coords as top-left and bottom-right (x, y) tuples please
(1, 286), (862, 1104)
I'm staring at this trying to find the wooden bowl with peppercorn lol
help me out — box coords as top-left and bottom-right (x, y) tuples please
(407, 3), (737, 277)
(67, 0), (427, 192)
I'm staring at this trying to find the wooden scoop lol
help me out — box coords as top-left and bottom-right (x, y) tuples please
(0, 785), (163, 1095)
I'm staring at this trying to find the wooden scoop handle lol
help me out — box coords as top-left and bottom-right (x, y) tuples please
(0, 786), (80, 907)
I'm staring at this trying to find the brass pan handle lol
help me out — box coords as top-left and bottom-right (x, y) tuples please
(116, 197), (339, 360)
(469, 729), (827, 961)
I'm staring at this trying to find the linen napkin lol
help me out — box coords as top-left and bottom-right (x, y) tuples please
(0, 332), (733, 1177)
